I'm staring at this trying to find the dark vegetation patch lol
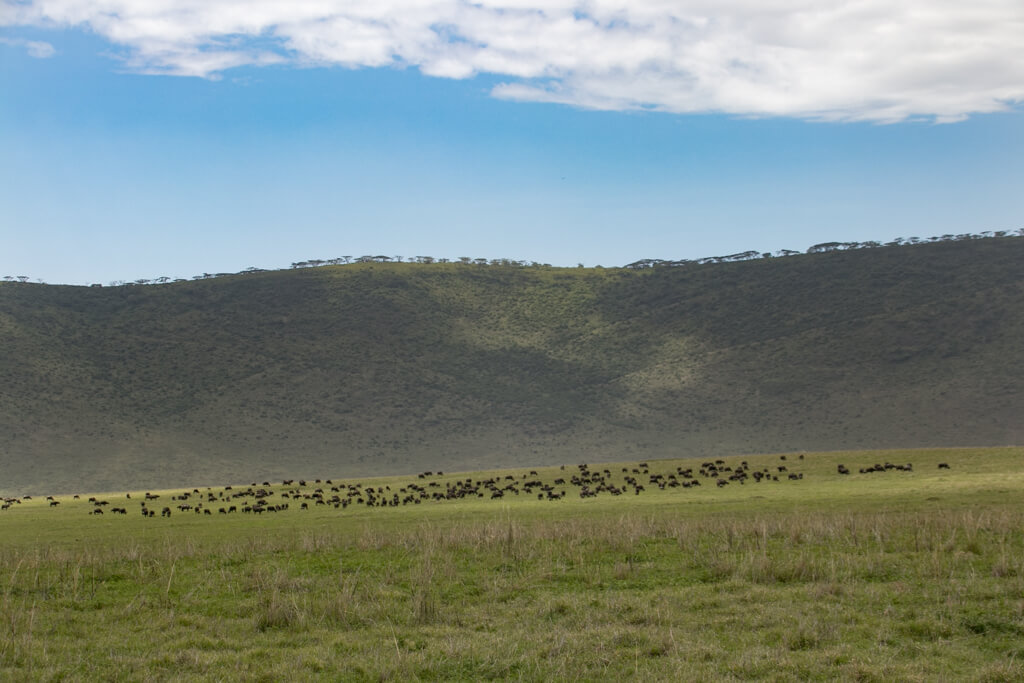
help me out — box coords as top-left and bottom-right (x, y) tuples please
(1, 237), (1023, 494)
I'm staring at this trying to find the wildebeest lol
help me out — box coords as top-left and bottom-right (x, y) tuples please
(75, 456), (821, 525)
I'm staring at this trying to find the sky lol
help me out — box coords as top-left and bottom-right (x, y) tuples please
(2, 1), (1023, 286)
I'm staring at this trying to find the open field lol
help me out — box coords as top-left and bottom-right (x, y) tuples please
(2, 447), (1024, 680)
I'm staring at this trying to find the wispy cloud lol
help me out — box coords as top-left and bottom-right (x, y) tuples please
(0, 36), (56, 58)
(4, 1), (1023, 122)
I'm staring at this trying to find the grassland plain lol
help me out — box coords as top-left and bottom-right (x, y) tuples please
(2, 236), (1024, 494)
(2, 447), (1023, 681)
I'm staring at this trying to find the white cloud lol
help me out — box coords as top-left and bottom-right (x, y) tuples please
(0, 36), (56, 58)
(3, 0), (1023, 122)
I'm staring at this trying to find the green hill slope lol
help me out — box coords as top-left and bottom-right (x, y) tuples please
(2, 237), (1022, 494)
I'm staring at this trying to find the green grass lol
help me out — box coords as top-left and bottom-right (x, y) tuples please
(2, 447), (1023, 680)
(1, 237), (1024, 494)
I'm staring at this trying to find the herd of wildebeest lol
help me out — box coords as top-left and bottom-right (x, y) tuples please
(0, 455), (954, 518)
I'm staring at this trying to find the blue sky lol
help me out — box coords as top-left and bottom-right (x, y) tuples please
(2, 2), (1023, 285)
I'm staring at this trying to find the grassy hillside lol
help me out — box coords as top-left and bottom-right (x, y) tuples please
(1, 237), (1023, 494)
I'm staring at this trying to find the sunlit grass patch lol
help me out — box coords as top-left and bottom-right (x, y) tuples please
(1, 447), (1024, 679)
